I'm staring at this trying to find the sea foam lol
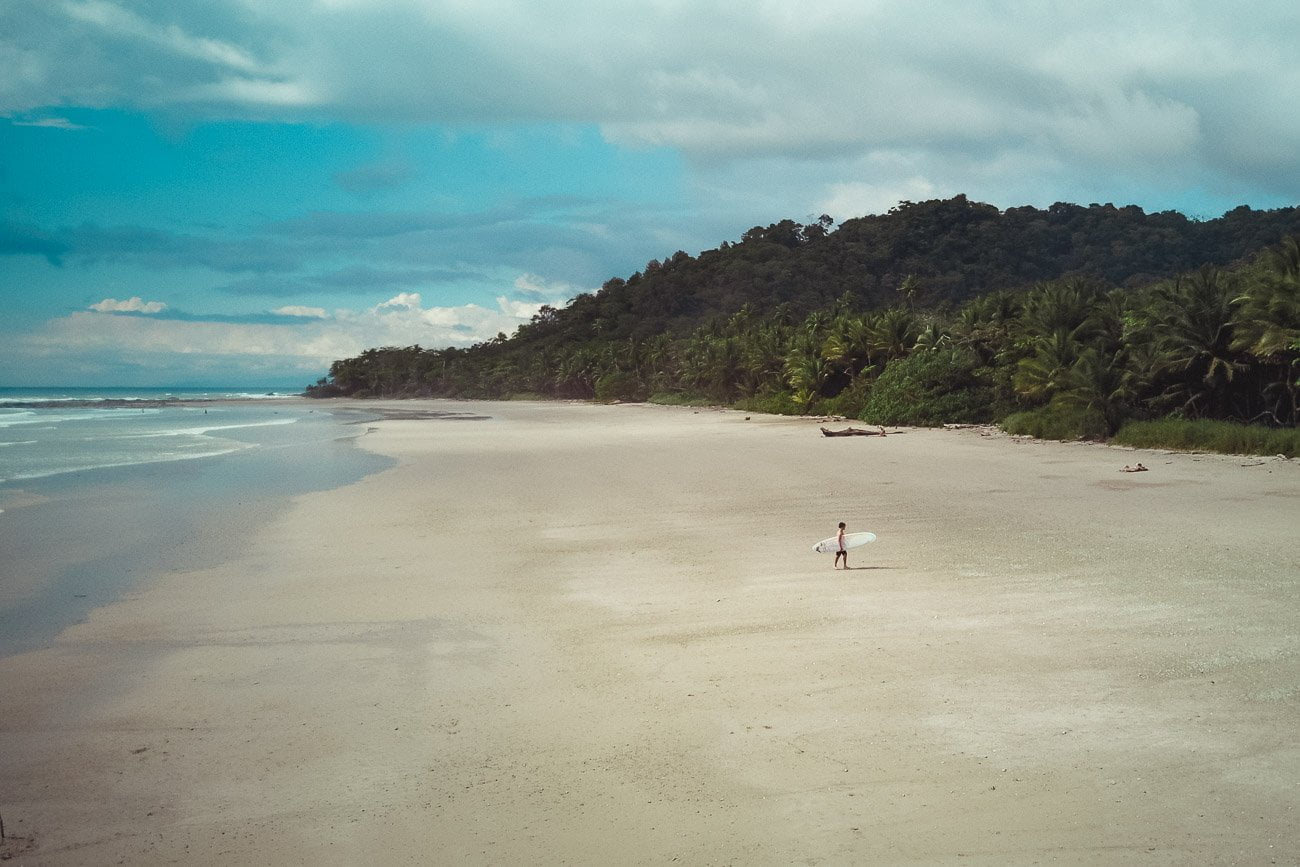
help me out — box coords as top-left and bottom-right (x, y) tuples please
(0, 398), (308, 485)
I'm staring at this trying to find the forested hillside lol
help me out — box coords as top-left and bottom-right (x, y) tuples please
(307, 196), (1300, 437)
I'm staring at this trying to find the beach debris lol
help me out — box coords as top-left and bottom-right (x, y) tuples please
(1120, 463), (1149, 472)
(0, 813), (37, 861)
(821, 426), (891, 437)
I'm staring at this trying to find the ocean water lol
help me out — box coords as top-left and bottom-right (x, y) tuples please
(0, 386), (308, 486)
(0, 387), (392, 656)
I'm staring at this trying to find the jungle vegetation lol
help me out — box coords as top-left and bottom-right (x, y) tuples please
(307, 197), (1300, 450)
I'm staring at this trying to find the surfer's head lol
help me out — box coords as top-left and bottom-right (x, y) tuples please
(838, 522), (846, 529)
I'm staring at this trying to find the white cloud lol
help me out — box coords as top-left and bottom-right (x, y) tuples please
(817, 178), (939, 223)
(89, 296), (167, 313)
(512, 272), (581, 302)
(495, 296), (545, 320)
(375, 291), (422, 311)
(273, 305), (329, 318)
(11, 116), (86, 129)
(4, 287), (560, 384)
(177, 76), (320, 108)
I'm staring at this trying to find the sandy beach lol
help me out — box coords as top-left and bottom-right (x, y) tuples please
(1, 399), (1297, 865)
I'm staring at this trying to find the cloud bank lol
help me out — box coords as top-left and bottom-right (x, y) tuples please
(4, 1), (1297, 205)
(3, 1), (1297, 386)
(1, 291), (554, 385)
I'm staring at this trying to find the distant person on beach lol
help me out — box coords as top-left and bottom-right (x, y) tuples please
(835, 521), (848, 569)
(1121, 463), (1148, 472)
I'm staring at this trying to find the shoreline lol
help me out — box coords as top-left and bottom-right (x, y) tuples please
(1, 399), (1296, 863)
(0, 401), (392, 657)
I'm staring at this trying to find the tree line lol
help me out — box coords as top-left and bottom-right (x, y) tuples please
(307, 197), (1300, 437)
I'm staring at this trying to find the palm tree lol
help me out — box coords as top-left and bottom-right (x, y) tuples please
(897, 273), (921, 311)
(1085, 289), (1132, 356)
(641, 333), (679, 394)
(821, 313), (875, 378)
(1012, 330), (1082, 403)
(1149, 267), (1245, 419)
(784, 335), (831, 411)
(1054, 347), (1137, 433)
(740, 321), (793, 395)
(953, 291), (1021, 365)
(912, 320), (952, 353)
(690, 336), (746, 402)
(866, 307), (920, 364)
(1016, 277), (1104, 346)
(554, 345), (606, 397)
(1232, 236), (1300, 423)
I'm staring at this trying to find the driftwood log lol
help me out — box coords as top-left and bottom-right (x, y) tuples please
(821, 426), (889, 437)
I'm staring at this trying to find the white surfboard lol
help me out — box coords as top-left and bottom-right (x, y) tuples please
(813, 531), (876, 554)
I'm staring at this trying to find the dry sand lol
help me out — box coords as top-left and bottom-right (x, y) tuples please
(2, 400), (1297, 865)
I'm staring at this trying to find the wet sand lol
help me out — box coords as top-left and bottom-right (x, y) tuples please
(1, 400), (1297, 864)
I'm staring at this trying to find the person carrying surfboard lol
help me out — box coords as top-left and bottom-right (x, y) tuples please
(813, 527), (875, 561)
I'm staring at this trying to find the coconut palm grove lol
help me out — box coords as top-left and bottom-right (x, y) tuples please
(307, 196), (1300, 453)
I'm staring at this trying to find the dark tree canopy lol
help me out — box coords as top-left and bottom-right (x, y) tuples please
(307, 196), (1300, 432)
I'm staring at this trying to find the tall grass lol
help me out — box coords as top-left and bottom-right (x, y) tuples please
(1002, 405), (1109, 441)
(1112, 418), (1300, 457)
(647, 392), (716, 407)
(730, 390), (870, 416)
(733, 392), (805, 415)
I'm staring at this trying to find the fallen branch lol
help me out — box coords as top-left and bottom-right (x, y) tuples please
(821, 426), (890, 437)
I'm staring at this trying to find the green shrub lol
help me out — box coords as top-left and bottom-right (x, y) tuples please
(1113, 418), (1300, 457)
(1003, 403), (1110, 440)
(647, 391), (714, 407)
(594, 371), (648, 402)
(860, 349), (995, 426)
(734, 391), (805, 415)
(815, 378), (873, 418)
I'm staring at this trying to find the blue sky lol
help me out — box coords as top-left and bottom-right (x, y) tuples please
(2, 2), (1299, 387)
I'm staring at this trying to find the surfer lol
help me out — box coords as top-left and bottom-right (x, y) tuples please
(834, 521), (848, 569)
